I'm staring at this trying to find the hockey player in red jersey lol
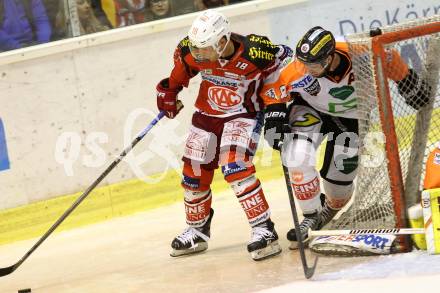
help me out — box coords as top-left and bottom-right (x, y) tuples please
(156, 9), (293, 260)
(261, 26), (431, 249)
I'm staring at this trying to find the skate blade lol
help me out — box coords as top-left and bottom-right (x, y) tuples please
(250, 241), (282, 261)
(170, 242), (208, 257)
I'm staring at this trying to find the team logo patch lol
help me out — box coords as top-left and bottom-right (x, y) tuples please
(221, 119), (254, 150)
(184, 129), (211, 161)
(329, 86), (355, 100)
(208, 86), (243, 110)
(223, 121), (252, 141)
(265, 88), (276, 99)
(304, 79), (321, 96)
(291, 171), (304, 183)
(291, 113), (320, 128)
(301, 43), (310, 53)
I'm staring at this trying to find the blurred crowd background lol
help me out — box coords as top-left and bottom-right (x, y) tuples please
(0, 0), (252, 52)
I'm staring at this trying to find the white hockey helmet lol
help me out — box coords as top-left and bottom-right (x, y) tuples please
(188, 10), (231, 55)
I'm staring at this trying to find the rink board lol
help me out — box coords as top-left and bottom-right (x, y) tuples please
(0, 151), (286, 245)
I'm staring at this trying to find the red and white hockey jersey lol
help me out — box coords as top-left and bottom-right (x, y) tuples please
(168, 33), (292, 117)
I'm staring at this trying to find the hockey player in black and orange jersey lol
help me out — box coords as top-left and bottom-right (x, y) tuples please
(155, 10), (293, 260)
(261, 26), (431, 249)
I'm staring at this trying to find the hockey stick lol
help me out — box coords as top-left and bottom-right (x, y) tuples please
(0, 111), (165, 277)
(280, 147), (318, 279)
(309, 227), (425, 237)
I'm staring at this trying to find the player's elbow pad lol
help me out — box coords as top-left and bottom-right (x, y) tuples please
(397, 69), (431, 110)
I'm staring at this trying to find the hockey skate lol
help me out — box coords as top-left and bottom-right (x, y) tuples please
(170, 209), (214, 257)
(247, 219), (282, 261)
(287, 212), (321, 250)
(320, 196), (339, 228)
(287, 193), (340, 249)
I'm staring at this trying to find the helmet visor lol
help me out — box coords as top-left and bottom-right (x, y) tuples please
(299, 56), (330, 68)
(299, 56), (332, 77)
(189, 41), (218, 62)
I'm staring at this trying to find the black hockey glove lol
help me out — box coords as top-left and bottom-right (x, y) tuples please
(264, 103), (289, 151)
(397, 69), (431, 110)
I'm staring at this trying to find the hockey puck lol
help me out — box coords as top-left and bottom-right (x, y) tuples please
(18, 289), (31, 293)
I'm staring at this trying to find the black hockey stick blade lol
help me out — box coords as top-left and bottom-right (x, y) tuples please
(294, 214), (319, 279)
(305, 253), (318, 279)
(0, 265), (15, 277)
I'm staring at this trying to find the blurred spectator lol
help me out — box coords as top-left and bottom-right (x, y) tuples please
(173, 0), (196, 16)
(77, 0), (110, 33)
(42, 0), (62, 40)
(145, 0), (173, 21)
(194, 0), (228, 10)
(90, 0), (112, 28)
(56, 0), (109, 36)
(102, 0), (147, 27)
(0, 0), (52, 51)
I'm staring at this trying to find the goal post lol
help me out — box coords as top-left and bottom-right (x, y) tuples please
(310, 15), (440, 256)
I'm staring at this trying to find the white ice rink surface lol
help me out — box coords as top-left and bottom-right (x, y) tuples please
(0, 179), (439, 292)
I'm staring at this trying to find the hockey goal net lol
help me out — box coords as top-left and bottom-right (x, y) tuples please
(312, 15), (440, 255)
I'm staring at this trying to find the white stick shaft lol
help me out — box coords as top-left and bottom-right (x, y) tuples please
(309, 228), (425, 236)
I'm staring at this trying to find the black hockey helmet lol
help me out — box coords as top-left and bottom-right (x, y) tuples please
(296, 26), (336, 64)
